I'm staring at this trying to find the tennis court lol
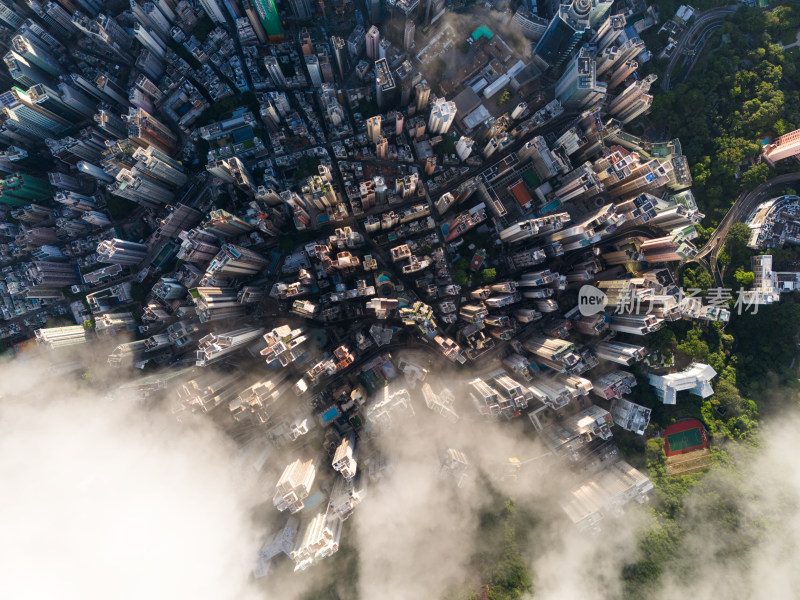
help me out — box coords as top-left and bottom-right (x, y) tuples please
(667, 428), (703, 453)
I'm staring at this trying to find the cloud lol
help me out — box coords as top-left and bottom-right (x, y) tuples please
(5, 349), (800, 600)
(0, 359), (264, 600)
(649, 417), (800, 600)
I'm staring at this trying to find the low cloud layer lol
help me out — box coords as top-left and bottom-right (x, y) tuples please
(649, 419), (800, 600)
(0, 359), (263, 600)
(3, 352), (800, 600)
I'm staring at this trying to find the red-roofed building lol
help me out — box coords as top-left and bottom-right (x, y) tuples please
(470, 249), (487, 271)
(510, 180), (533, 210)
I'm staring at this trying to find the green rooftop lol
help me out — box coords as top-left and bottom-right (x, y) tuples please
(471, 26), (493, 41)
(521, 168), (539, 189)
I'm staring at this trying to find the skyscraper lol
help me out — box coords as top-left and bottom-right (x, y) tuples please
(606, 74), (657, 124)
(2, 86), (71, 138)
(123, 107), (178, 154)
(252, 0), (283, 40)
(108, 168), (174, 206)
(394, 59), (420, 107)
(274, 458), (317, 513)
(366, 115), (382, 143)
(35, 325), (90, 349)
(555, 49), (606, 109)
(587, 0), (613, 27)
(331, 36), (348, 80)
(305, 54), (322, 86)
(27, 84), (89, 122)
(287, 0), (313, 20)
(11, 33), (61, 76)
(177, 229), (220, 264)
(428, 97), (457, 134)
(0, 2), (24, 30)
(3, 51), (53, 88)
(132, 22), (167, 57)
(592, 13), (626, 51)
(132, 145), (188, 187)
(404, 19), (415, 51)
(365, 25), (380, 59)
(533, 1), (591, 70)
(96, 238), (148, 265)
(264, 55), (286, 86)
(195, 327), (266, 366)
(204, 209), (255, 237)
(376, 136), (388, 159)
(375, 58), (396, 109)
(456, 136), (474, 161)
(206, 157), (256, 195)
(197, 0), (226, 23)
(242, 0), (268, 43)
(414, 81), (430, 112)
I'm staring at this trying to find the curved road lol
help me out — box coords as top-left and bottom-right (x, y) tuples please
(678, 22), (725, 84)
(689, 173), (800, 285)
(662, 5), (739, 91)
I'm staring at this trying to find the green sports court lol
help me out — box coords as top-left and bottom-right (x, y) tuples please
(664, 419), (709, 456)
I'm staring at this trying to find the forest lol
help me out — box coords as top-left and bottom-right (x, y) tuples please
(649, 4), (800, 225)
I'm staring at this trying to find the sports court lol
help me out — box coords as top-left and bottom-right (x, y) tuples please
(667, 428), (703, 453)
(664, 419), (709, 457)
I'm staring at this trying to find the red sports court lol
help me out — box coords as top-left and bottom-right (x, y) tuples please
(663, 419), (709, 457)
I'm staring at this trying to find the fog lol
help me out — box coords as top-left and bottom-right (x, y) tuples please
(0, 358), (263, 600)
(648, 419), (800, 600)
(2, 350), (800, 600)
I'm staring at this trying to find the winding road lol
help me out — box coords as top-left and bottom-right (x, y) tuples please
(688, 173), (800, 285)
(661, 5), (739, 91)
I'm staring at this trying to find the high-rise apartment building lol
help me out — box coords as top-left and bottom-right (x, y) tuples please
(260, 325), (308, 366)
(375, 136), (388, 159)
(606, 73), (656, 124)
(365, 26), (380, 59)
(264, 55), (286, 86)
(206, 157), (257, 195)
(177, 228), (220, 264)
(427, 97), (456, 134)
(35, 325), (89, 349)
(123, 107), (177, 154)
(206, 244), (270, 277)
(366, 115), (381, 143)
(404, 19), (415, 50)
(274, 458), (317, 513)
(190, 287), (244, 322)
(330, 36), (348, 80)
(291, 510), (343, 571)
(195, 326), (265, 366)
(132, 146), (187, 188)
(332, 435), (357, 480)
(96, 238), (148, 265)
(591, 13), (626, 51)
(108, 167), (174, 206)
(414, 81), (430, 112)
(203, 209), (255, 237)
